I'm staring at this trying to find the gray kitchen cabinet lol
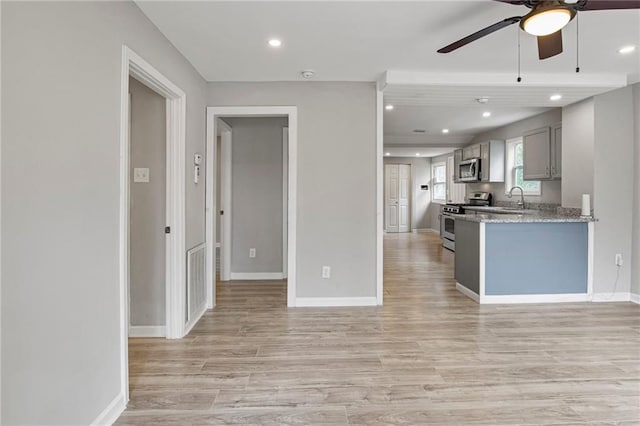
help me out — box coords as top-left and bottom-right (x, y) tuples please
(453, 149), (463, 183)
(462, 144), (481, 160)
(479, 140), (505, 182)
(550, 123), (562, 179)
(523, 126), (552, 180)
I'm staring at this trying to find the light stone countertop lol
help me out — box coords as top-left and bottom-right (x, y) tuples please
(451, 207), (595, 223)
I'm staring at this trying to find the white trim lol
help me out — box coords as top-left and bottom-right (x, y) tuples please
(184, 300), (207, 335)
(376, 82), (384, 306)
(128, 326), (165, 338)
(119, 45), (187, 403)
(230, 272), (285, 280)
(479, 222), (486, 297)
(631, 293), (640, 304)
(90, 393), (126, 426)
(220, 120), (232, 283)
(295, 297), (378, 307)
(206, 106), (298, 308)
(591, 292), (632, 302)
(456, 283), (480, 302)
(587, 221), (594, 298)
(282, 127), (289, 279)
(480, 293), (590, 304)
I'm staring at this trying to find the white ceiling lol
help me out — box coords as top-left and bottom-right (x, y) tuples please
(136, 1), (640, 82)
(383, 104), (552, 145)
(136, 0), (640, 158)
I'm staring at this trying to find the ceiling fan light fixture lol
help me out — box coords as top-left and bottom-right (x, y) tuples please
(521, 7), (574, 36)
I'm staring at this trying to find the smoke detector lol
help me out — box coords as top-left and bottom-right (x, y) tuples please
(476, 97), (490, 104)
(301, 70), (316, 79)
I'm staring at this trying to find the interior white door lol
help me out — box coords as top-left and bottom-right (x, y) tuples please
(385, 164), (411, 233)
(385, 164), (399, 233)
(398, 164), (410, 233)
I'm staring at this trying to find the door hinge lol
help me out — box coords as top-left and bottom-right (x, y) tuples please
(165, 226), (171, 234)
(220, 210), (224, 215)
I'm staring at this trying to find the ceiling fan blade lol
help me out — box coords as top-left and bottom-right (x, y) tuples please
(437, 17), (522, 53)
(538, 30), (563, 60)
(580, 0), (640, 10)
(492, 0), (528, 4)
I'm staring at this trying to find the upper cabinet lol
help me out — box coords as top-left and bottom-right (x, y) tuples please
(453, 149), (463, 183)
(479, 140), (505, 183)
(462, 144), (481, 160)
(523, 124), (562, 180)
(550, 123), (562, 179)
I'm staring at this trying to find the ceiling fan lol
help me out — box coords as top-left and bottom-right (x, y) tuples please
(438, 0), (640, 60)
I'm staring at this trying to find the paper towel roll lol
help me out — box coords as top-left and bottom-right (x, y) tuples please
(581, 194), (591, 217)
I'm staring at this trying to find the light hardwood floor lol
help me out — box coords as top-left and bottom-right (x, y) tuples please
(117, 232), (640, 425)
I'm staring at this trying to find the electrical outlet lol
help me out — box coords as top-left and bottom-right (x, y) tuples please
(249, 248), (256, 258)
(615, 253), (623, 266)
(322, 266), (331, 279)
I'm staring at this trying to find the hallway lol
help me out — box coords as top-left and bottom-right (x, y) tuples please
(118, 232), (640, 425)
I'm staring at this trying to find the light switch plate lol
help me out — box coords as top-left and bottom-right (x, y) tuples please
(133, 168), (150, 183)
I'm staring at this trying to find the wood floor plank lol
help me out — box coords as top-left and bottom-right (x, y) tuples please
(118, 232), (640, 425)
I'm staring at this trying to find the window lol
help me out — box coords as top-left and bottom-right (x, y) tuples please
(505, 138), (541, 196)
(432, 162), (447, 202)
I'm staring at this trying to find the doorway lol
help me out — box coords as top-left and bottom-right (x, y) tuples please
(119, 46), (188, 402)
(384, 163), (411, 233)
(206, 107), (298, 308)
(128, 77), (166, 338)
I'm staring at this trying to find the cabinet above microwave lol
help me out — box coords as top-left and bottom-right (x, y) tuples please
(454, 139), (505, 183)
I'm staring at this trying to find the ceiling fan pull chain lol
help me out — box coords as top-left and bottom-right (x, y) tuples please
(517, 26), (522, 82)
(576, 14), (580, 73)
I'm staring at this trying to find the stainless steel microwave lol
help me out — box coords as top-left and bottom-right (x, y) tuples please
(458, 158), (481, 182)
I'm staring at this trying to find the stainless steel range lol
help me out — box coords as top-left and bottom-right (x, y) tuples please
(440, 192), (492, 252)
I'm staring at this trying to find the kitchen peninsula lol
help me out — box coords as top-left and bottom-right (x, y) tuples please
(453, 208), (594, 304)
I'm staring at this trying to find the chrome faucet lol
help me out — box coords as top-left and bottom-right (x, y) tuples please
(507, 186), (525, 209)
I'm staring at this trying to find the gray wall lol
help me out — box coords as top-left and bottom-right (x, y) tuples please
(633, 83), (640, 296)
(129, 77), (165, 327)
(383, 157), (432, 231)
(467, 109), (563, 205)
(592, 86), (634, 295)
(1, 2), (207, 424)
(226, 117), (287, 274)
(207, 82), (376, 298)
(561, 99), (595, 208)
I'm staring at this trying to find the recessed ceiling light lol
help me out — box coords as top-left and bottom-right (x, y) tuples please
(482, 111), (492, 118)
(618, 45), (636, 54)
(268, 39), (282, 48)
(385, 105), (394, 111)
(550, 94), (562, 101)
(442, 129), (450, 134)
(385, 152), (391, 156)
(415, 153), (421, 156)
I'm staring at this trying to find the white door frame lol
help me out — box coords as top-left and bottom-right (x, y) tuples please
(218, 119), (232, 282)
(206, 106), (298, 308)
(119, 46), (187, 401)
(376, 83), (384, 306)
(282, 127), (289, 279)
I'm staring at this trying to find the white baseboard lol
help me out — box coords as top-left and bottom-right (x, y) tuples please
(412, 228), (439, 234)
(91, 392), (126, 426)
(128, 325), (165, 338)
(592, 292), (631, 302)
(295, 297), (378, 307)
(230, 272), (284, 280)
(456, 283), (480, 302)
(481, 293), (590, 304)
(631, 293), (640, 304)
(184, 300), (207, 336)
